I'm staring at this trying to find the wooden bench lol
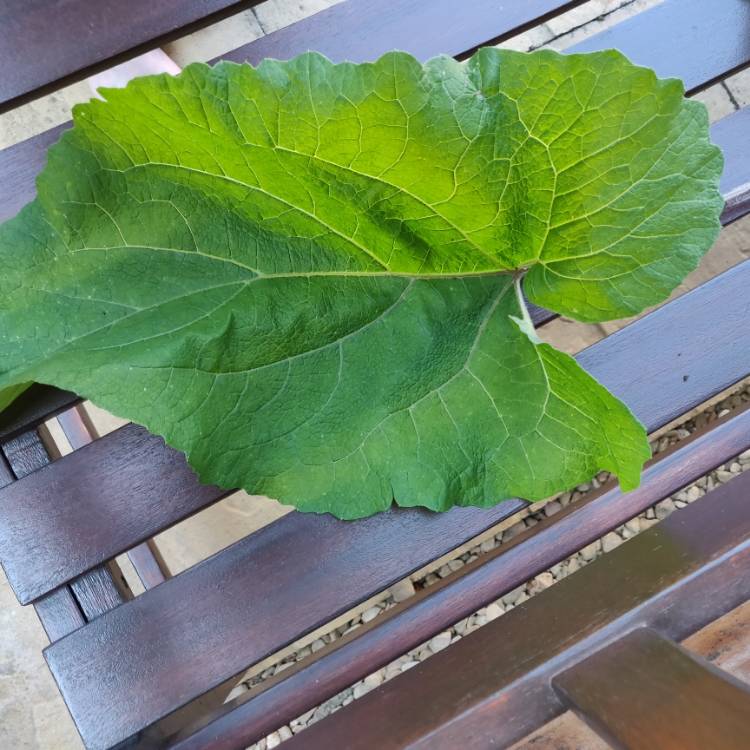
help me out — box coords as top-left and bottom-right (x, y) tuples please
(0, 1), (749, 748)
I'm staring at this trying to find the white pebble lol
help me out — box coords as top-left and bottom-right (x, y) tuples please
(390, 578), (415, 602)
(602, 532), (622, 553)
(485, 602), (504, 621)
(361, 605), (381, 623)
(429, 631), (452, 653)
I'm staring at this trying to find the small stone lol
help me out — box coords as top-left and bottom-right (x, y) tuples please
(503, 523), (524, 542)
(537, 571), (555, 589)
(480, 538), (496, 553)
(424, 573), (440, 586)
(656, 498), (676, 520)
(544, 500), (562, 517)
(471, 612), (487, 627)
(454, 617), (470, 635)
(550, 562), (565, 578)
(559, 492), (573, 507)
(365, 672), (384, 689)
(567, 556), (581, 574)
(274, 661), (293, 675)
(361, 605), (381, 623)
(486, 602), (504, 621)
(730, 462), (741, 473)
(278, 726), (293, 741)
(438, 564), (453, 578)
(401, 660), (419, 672)
(391, 578), (415, 603)
(625, 518), (641, 535)
(645, 507), (656, 520)
(524, 516), (539, 528)
(640, 517), (659, 530)
(602, 532), (622, 553)
(296, 708), (315, 727)
(448, 559), (464, 572)
(429, 631), (452, 653)
(353, 680), (374, 699)
(686, 486), (701, 502)
(580, 540), (601, 561)
(716, 469), (734, 483)
(266, 732), (281, 749)
(502, 585), (526, 607)
(739, 448), (750, 464)
(225, 683), (247, 701)
(718, 408), (730, 418)
(385, 664), (401, 679)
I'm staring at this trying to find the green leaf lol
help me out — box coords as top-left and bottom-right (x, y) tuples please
(0, 49), (722, 517)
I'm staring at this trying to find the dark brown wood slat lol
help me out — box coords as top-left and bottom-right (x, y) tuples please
(0, 0), (260, 113)
(570, 0), (750, 94)
(554, 628), (750, 750)
(0, 383), (80, 441)
(0, 423), (228, 604)
(57, 406), (171, 591)
(282, 471), (750, 750)
(0, 123), (69, 224)
(167, 405), (750, 750)
(221, 0), (587, 66)
(70, 564), (130, 620)
(2, 427), (58, 478)
(1, 251), (748, 606)
(127, 540), (170, 590)
(0, 428), (109, 640)
(33, 587), (86, 643)
(715, 107), (750, 225)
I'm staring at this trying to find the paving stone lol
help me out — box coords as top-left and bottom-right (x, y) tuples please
(692, 84), (738, 124)
(724, 68), (750, 108)
(253, 0), (342, 33)
(163, 11), (263, 66)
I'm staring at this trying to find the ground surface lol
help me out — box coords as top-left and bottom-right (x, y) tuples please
(1, 1), (749, 748)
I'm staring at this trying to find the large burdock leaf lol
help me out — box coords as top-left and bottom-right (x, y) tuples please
(0, 49), (722, 518)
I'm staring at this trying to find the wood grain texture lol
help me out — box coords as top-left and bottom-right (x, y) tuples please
(127, 541), (170, 590)
(70, 564), (130, 621)
(57, 406), (171, 591)
(0, 427), (110, 640)
(167, 406), (750, 750)
(0, 423), (229, 604)
(0, 0), (260, 112)
(554, 628), (750, 750)
(283, 471), (750, 750)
